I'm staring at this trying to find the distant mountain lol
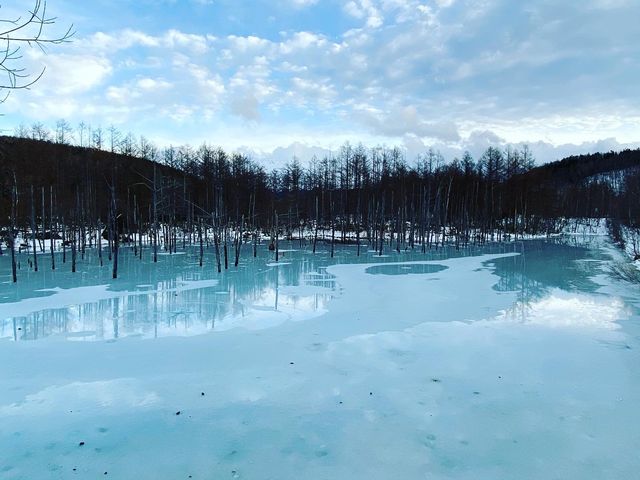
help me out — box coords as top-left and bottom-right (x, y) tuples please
(0, 135), (188, 189)
(524, 149), (640, 185)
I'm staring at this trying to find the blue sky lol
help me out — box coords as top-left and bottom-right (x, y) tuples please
(1, 0), (639, 165)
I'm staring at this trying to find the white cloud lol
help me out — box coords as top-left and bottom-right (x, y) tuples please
(164, 29), (210, 54)
(344, 0), (384, 28)
(352, 104), (460, 142)
(137, 78), (171, 90)
(280, 31), (327, 54)
(289, 0), (319, 7)
(2, 0), (638, 164)
(28, 51), (112, 95)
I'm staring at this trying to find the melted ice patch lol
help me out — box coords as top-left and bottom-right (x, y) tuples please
(365, 264), (448, 276)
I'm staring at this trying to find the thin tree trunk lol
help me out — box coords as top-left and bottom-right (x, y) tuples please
(153, 165), (158, 263)
(111, 184), (119, 279)
(274, 211), (279, 262)
(356, 195), (361, 257)
(30, 185), (38, 272)
(9, 176), (18, 283)
(223, 225), (229, 270)
(62, 217), (67, 264)
(330, 193), (335, 258)
(213, 213), (222, 273)
(40, 187), (46, 252)
(199, 218), (204, 267)
(49, 186), (55, 270)
(313, 195), (319, 254)
(378, 196), (385, 256)
(235, 215), (244, 267)
(98, 220), (103, 267)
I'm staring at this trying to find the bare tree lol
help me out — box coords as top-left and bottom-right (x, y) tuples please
(30, 121), (49, 141)
(13, 122), (29, 137)
(77, 121), (87, 147)
(92, 126), (104, 150)
(0, 1), (74, 102)
(55, 118), (73, 144)
(108, 125), (121, 153)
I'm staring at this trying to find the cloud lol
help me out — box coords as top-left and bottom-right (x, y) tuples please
(289, 0), (319, 7)
(244, 141), (334, 170)
(27, 51), (112, 95)
(344, 0), (384, 28)
(399, 131), (640, 165)
(353, 104), (460, 142)
(230, 93), (261, 121)
(250, 133), (640, 171)
(136, 78), (172, 91)
(279, 31), (328, 54)
(1, 0), (638, 164)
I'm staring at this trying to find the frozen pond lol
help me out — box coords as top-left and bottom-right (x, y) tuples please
(1, 238), (639, 479)
(1, 245), (339, 341)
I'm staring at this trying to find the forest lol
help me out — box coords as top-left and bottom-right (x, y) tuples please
(1, 129), (640, 283)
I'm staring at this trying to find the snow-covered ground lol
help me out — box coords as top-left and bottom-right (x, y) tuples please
(1, 238), (639, 479)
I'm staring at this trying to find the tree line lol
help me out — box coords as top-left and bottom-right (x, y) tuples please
(1, 129), (639, 283)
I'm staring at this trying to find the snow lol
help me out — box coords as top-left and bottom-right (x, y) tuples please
(1, 239), (639, 479)
(559, 217), (609, 236)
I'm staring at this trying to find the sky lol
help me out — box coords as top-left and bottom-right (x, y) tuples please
(0, 0), (639, 167)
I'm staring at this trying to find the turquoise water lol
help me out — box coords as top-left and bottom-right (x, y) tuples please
(2, 238), (606, 342)
(1, 240), (524, 341)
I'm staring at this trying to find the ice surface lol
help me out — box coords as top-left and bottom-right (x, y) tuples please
(1, 238), (639, 479)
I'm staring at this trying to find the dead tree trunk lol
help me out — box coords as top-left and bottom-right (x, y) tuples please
(62, 217), (67, 264)
(378, 196), (385, 256)
(30, 186), (38, 272)
(49, 186), (55, 270)
(313, 195), (319, 254)
(223, 225), (229, 270)
(110, 183), (119, 280)
(153, 165), (159, 263)
(330, 193), (335, 258)
(234, 215), (244, 267)
(212, 213), (222, 273)
(356, 195), (361, 257)
(9, 175), (18, 283)
(274, 211), (279, 262)
(40, 187), (45, 253)
(71, 223), (77, 273)
(199, 218), (204, 267)
(97, 219), (103, 267)
(252, 193), (258, 258)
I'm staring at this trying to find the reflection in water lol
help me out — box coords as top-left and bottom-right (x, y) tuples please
(495, 290), (628, 330)
(489, 237), (619, 328)
(1, 236), (613, 341)
(490, 238), (607, 302)
(1, 245), (338, 341)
